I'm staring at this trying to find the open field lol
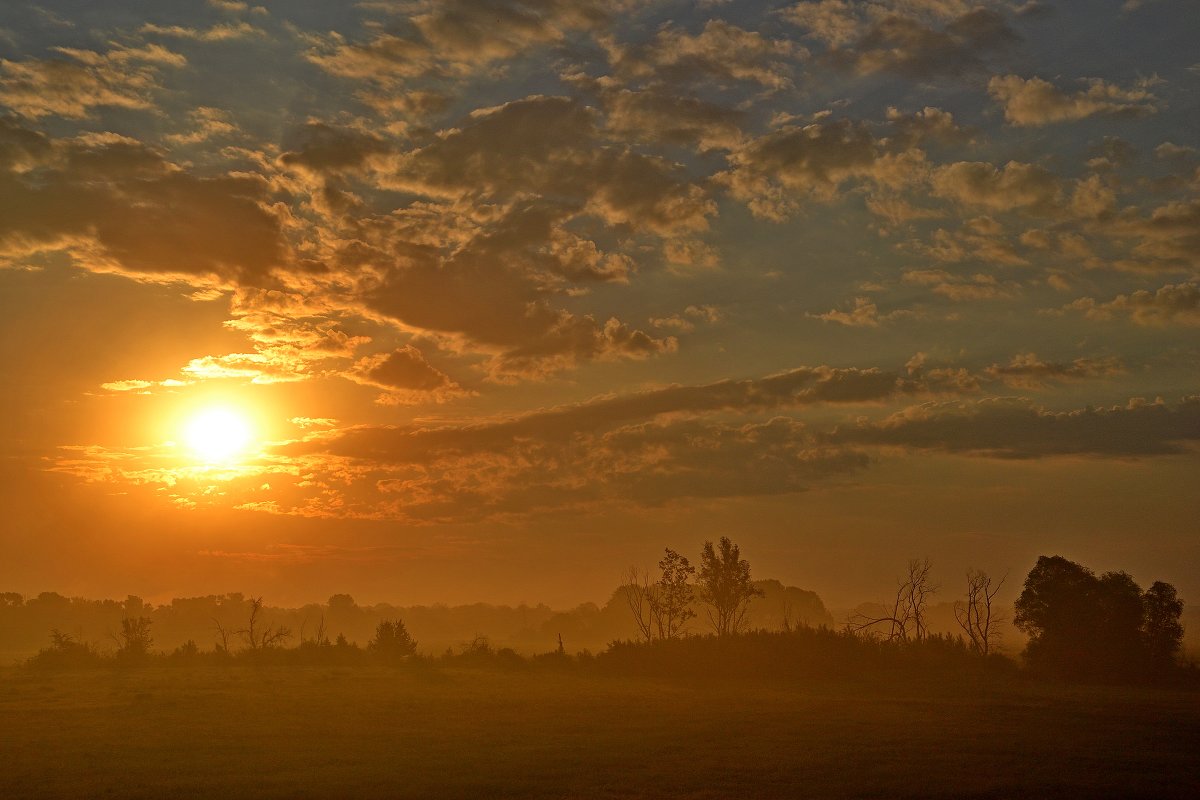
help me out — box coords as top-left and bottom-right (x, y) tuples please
(1, 665), (1197, 799)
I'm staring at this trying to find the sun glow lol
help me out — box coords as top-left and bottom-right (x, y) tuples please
(183, 407), (254, 463)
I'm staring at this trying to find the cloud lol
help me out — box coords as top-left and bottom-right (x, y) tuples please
(931, 160), (1062, 215)
(267, 361), (946, 518)
(299, 95), (717, 376)
(1111, 199), (1200, 271)
(598, 85), (745, 152)
(164, 107), (238, 146)
(353, 198), (672, 378)
(383, 95), (713, 234)
(787, 4), (1017, 78)
(650, 304), (723, 333)
(719, 118), (925, 220)
(810, 296), (914, 327)
(988, 74), (1159, 126)
(278, 121), (391, 178)
(347, 345), (466, 403)
(825, 396), (1200, 458)
(307, 0), (615, 85)
(0, 117), (52, 170)
(139, 22), (265, 42)
(0, 44), (185, 119)
(1061, 283), (1200, 327)
(359, 416), (872, 521)
(907, 216), (1028, 266)
(100, 378), (190, 393)
(901, 269), (1014, 301)
(884, 105), (974, 148)
(1155, 142), (1196, 160)
(607, 20), (800, 90)
(292, 362), (963, 466)
(0, 129), (286, 285)
(983, 353), (1124, 388)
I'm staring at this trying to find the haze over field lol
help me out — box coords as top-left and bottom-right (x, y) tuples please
(0, 0), (1197, 614)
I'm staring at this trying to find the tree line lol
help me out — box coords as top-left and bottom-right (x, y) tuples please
(619, 539), (1187, 683)
(7, 542), (1190, 684)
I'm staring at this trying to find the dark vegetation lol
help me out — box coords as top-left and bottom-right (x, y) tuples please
(4, 541), (1192, 687)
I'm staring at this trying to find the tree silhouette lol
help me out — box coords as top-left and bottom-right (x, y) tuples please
(115, 616), (153, 660)
(368, 619), (418, 660)
(622, 566), (656, 643)
(1141, 581), (1185, 671)
(1014, 555), (1185, 681)
(649, 548), (696, 640)
(238, 597), (292, 650)
(697, 537), (763, 637)
(847, 558), (937, 642)
(954, 569), (1005, 655)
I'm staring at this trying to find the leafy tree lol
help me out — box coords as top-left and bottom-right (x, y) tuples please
(1142, 581), (1185, 670)
(697, 537), (763, 637)
(368, 619), (418, 660)
(115, 616), (154, 659)
(649, 548), (696, 640)
(1014, 555), (1185, 681)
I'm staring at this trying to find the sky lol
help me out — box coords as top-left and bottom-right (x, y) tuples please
(0, 0), (1196, 610)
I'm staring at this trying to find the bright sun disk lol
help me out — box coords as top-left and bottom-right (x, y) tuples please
(183, 407), (253, 463)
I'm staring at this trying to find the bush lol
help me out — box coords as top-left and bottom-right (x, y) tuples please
(27, 630), (105, 670)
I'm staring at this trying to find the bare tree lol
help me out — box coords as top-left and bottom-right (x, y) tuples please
(847, 558), (938, 641)
(238, 597), (292, 650)
(314, 612), (329, 647)
(954, 569), (1006, 655)
(212, 617), (231, 653)
(648, 548), (696, 640)
(300, 612), (330, 647)
(622, 567), (655, 643)
(697, 537), (763, 637)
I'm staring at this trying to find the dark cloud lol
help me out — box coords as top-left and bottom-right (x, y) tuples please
(0, 128), (286, 284)
(279, 122), (391, 177)
(346, 345), (466, 404)
(289, 363), (958, 465)
(719, 117), (909, 220)
(825, 397), (1200, 458)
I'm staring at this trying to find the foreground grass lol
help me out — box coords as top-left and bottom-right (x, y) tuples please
(1, 665), (1197, 799)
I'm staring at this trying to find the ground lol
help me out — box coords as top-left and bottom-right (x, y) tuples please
(1, 665), (1197, 798)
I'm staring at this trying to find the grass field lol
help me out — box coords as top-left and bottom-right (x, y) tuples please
(1, 665), (1197, 799)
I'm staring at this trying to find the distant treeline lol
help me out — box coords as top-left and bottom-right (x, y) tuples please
(0, 579), (831, 661)
(3, 547), (1194, 685)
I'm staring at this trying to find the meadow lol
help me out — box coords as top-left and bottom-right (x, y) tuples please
(2, 662), (1197, 799)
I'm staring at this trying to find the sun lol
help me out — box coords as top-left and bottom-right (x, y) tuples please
(183, 407), (254, 463)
